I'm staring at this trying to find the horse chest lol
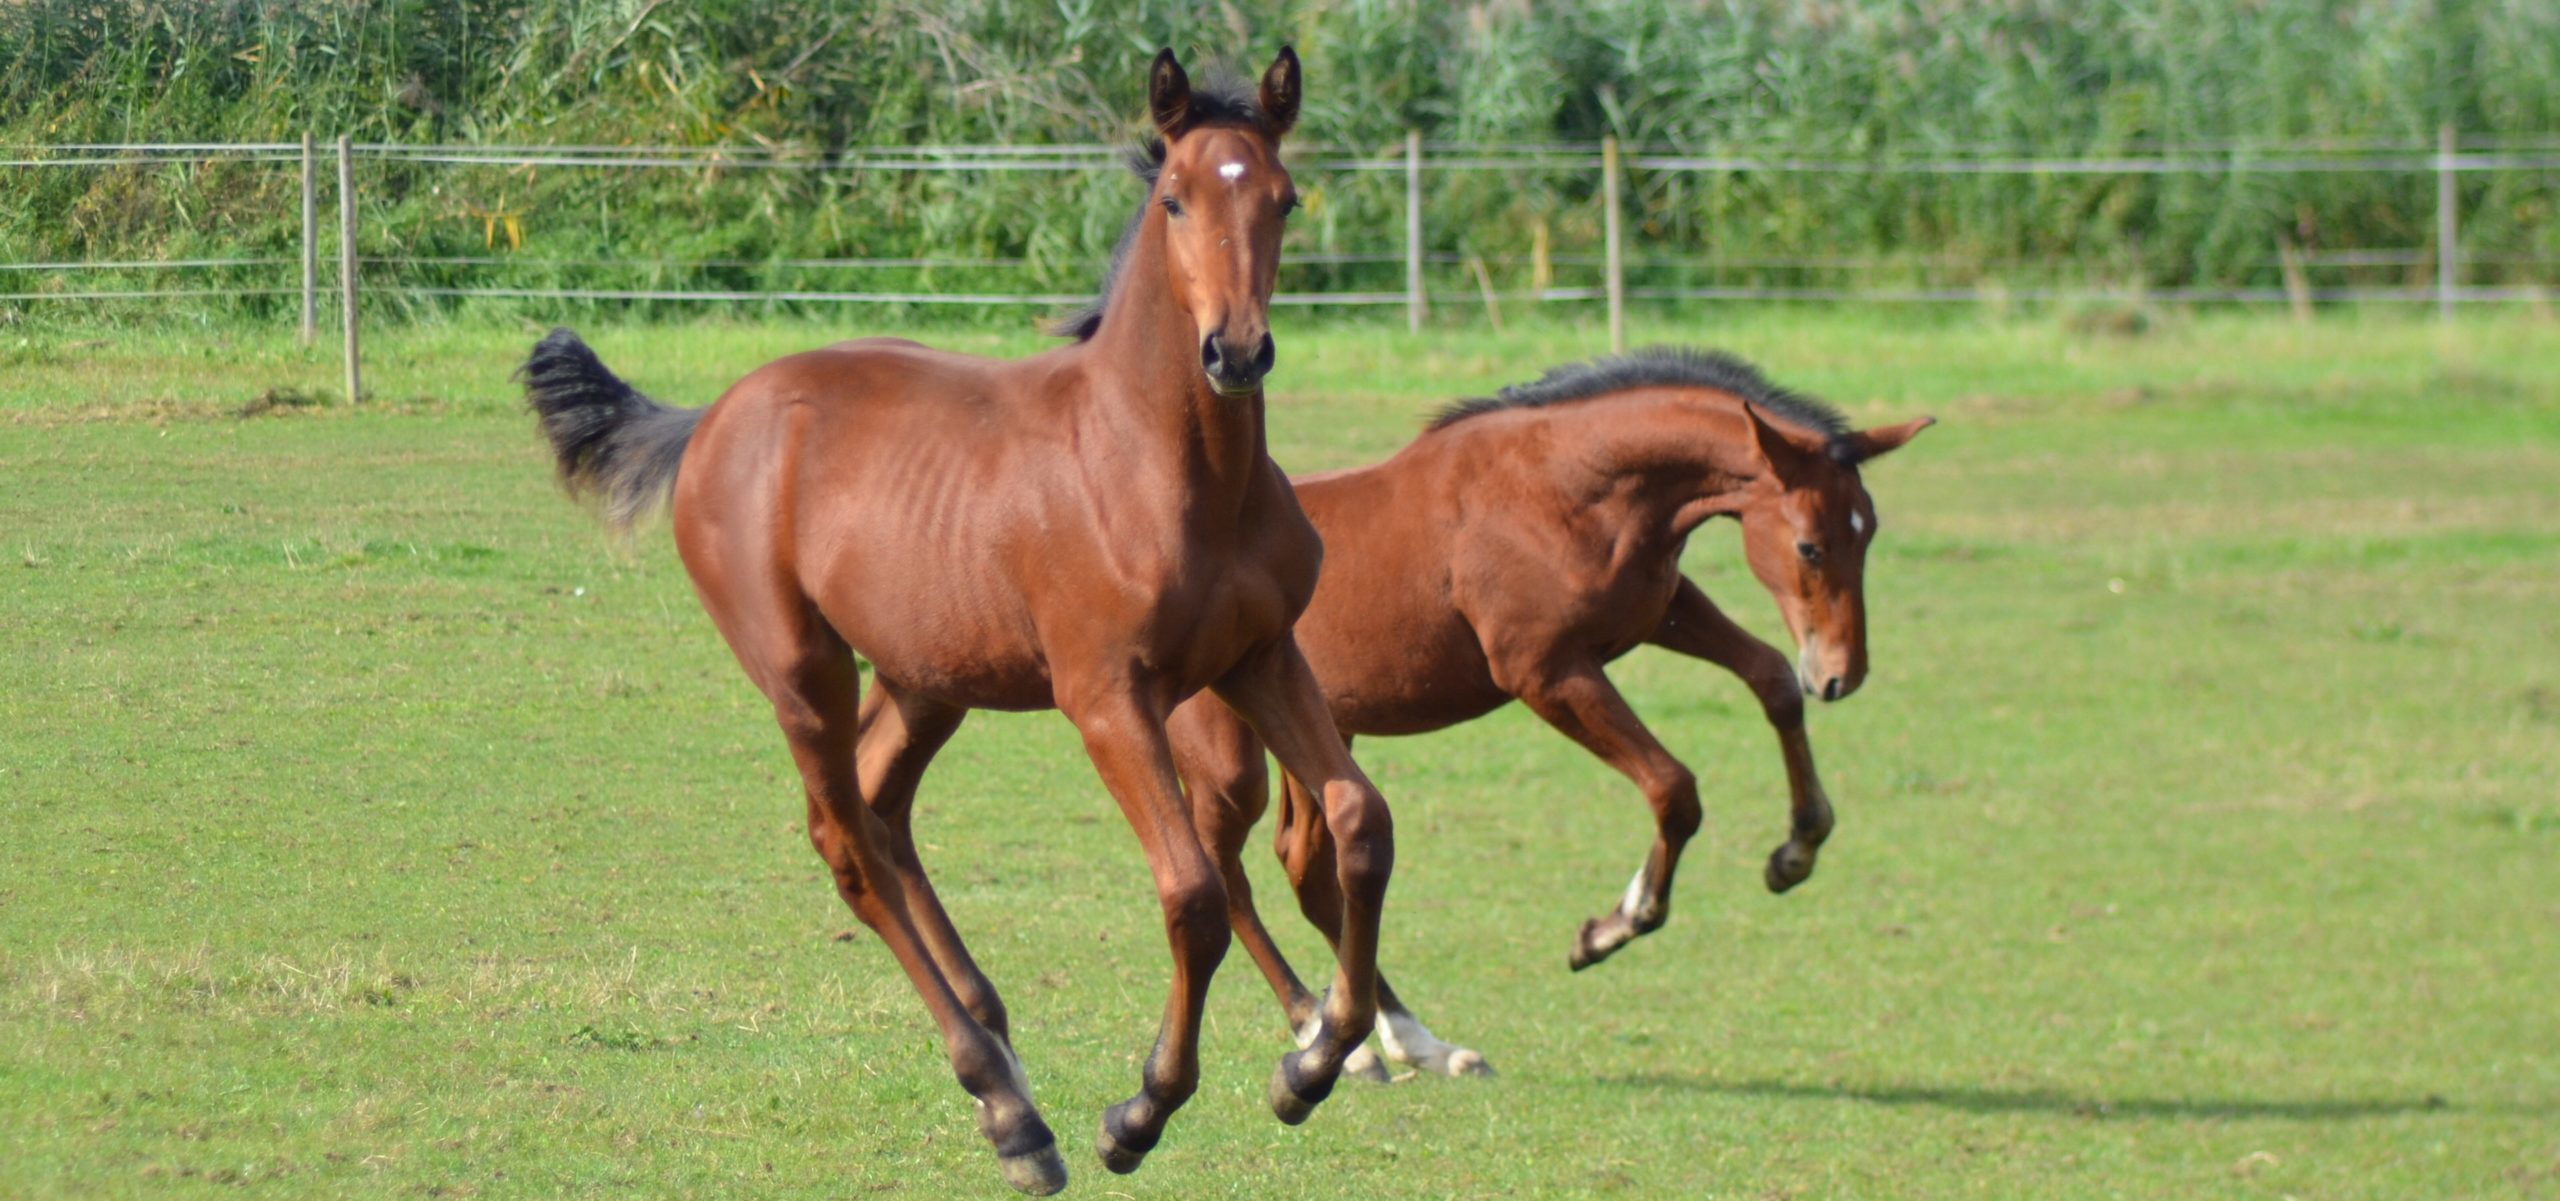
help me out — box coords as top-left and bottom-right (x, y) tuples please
(1154, 546), (1309, 685)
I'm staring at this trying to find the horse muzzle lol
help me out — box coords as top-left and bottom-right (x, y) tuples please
(1796, 635), (1863, 703)
(1202, 331), (1276, 396)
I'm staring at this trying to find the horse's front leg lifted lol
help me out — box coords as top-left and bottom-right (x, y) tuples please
(1501, 658), (1703, 970)
(1648, 576), (1834, 894)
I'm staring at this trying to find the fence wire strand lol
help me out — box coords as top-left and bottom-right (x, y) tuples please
(7, 137), (2557, 312)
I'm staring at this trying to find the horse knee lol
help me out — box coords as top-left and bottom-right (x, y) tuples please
(1757, 672), (1806, 728)
(1653, 766), (1703, 844)
(1323, 783), (1395, 897)
(1162, 874), (1231, 963)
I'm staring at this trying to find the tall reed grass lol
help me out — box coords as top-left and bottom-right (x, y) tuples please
(4, 0), (2555, 320)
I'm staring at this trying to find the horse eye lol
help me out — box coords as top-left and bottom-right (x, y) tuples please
(1281, 195), (1300, 216)
(1796, 541), (1822, 564)
(1160, 195), (1184, 217)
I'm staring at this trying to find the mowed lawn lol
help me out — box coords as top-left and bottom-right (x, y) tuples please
(2, 311), (2554, 1199)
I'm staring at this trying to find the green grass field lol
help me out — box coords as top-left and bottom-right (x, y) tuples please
(3, 309), (2556, 1198)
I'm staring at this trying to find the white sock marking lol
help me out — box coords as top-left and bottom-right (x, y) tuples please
(1377, 1008), (1488, 1076)
(1377, 1009), (1451, 1065)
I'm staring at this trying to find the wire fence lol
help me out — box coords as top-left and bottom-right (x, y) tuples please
(6, 133), (2558, 395)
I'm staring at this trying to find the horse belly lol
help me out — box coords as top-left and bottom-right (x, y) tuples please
(1303, 603), (1508, 736)
(804, 522), (1059, 711)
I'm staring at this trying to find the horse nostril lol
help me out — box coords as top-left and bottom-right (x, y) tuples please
(1200, 336), (1223, 375)
(1251, 334), (1276, 375)
(1821, 677), (1844, 702)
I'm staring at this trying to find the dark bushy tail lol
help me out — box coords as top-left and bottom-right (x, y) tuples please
(520, 328), (704, 532)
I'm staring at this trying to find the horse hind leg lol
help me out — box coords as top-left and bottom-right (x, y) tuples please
(687, 546), (1062, 1193)
(855, 681), (1022, 1042)
(783, 659), (1062, 1194)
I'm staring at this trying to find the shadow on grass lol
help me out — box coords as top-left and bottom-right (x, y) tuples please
(1599, 1075), (2480, 1122)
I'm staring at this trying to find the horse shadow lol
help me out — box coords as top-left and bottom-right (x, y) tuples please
(1596, 1074), (2481, 1122)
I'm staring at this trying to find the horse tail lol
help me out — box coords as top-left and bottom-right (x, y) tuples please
(520, 328), (705, 532)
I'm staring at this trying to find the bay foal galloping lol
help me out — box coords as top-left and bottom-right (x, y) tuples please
(1166, 349), (1930, 1076)
(525, 49), (1395, 1195)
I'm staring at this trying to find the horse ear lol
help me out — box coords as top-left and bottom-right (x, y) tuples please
(1842, 415), (1935, 463)
(1740, 402), (1813, 480)
(1259, 45), (1301, 136)
(1149, 48), (1193, 138)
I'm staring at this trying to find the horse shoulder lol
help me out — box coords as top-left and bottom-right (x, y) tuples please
(1438, 436), (1665, 652)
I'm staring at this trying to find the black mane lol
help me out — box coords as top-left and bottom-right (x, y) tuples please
(1429, 346), (1865, 463)
(1049, 78), (1273, 342)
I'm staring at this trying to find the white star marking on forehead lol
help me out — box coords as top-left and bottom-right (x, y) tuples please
(1850, 510), (1867, 535)
(1218, 162), (1246, 180)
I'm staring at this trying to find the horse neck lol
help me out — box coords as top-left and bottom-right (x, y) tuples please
(1078, 215), (1267, 505)
(1550, 393), (1767, 534)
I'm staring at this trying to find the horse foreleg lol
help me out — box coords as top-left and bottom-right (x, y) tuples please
(1063, 687), (1229, 1176)
(1166, 697), (1322, 1031)
(1212, 637), (1394, 1124)
(1502, 657), (1703, 971)
(1271, 769), (1484, 1079)
(1649, 575), (1833, 893)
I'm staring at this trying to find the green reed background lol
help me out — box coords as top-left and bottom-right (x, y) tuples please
(5, 0), (2559, 321)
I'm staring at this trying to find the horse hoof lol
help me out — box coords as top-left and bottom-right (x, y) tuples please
(1344, 1043), (1391, 1083)
(1444, 1048), (1497, 1078)
(996, 1141), (1068, 1196)
(1093, 1102), (1159, 1176)
(1268, 1050), (1337, 1126)
(1570, 914), (1630, 971)
(1765, 844), (1815, 894)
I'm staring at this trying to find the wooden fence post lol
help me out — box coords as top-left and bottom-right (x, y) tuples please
(1603, 136), (1625, 353)
(2275, 233), (2312, 325)
(338, 135), (362, 404)
(2436, 123), (2457, 323)
(300, 132), (317, 346)
(1405, 130), (1426, 334)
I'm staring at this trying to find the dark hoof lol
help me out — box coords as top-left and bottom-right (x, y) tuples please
(1765, 843), (1816, 894)
(1570, 913), (1633, 971)
(1268, 1049), (1337, 1126)
(1094, 1101), (1160, 1175)
(996, 1140), (1068, 1196)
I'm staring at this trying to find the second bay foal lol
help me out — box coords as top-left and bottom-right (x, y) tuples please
(1167, 348), (1931, 1076)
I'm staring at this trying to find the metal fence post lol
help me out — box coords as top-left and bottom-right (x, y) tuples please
(338, 135), (362, 403)
(1603, 136), (1625, 353)
(300, 132), (318, 347)
(2437, 123), (2457, 323)
(1405, 130), (1425, 334)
